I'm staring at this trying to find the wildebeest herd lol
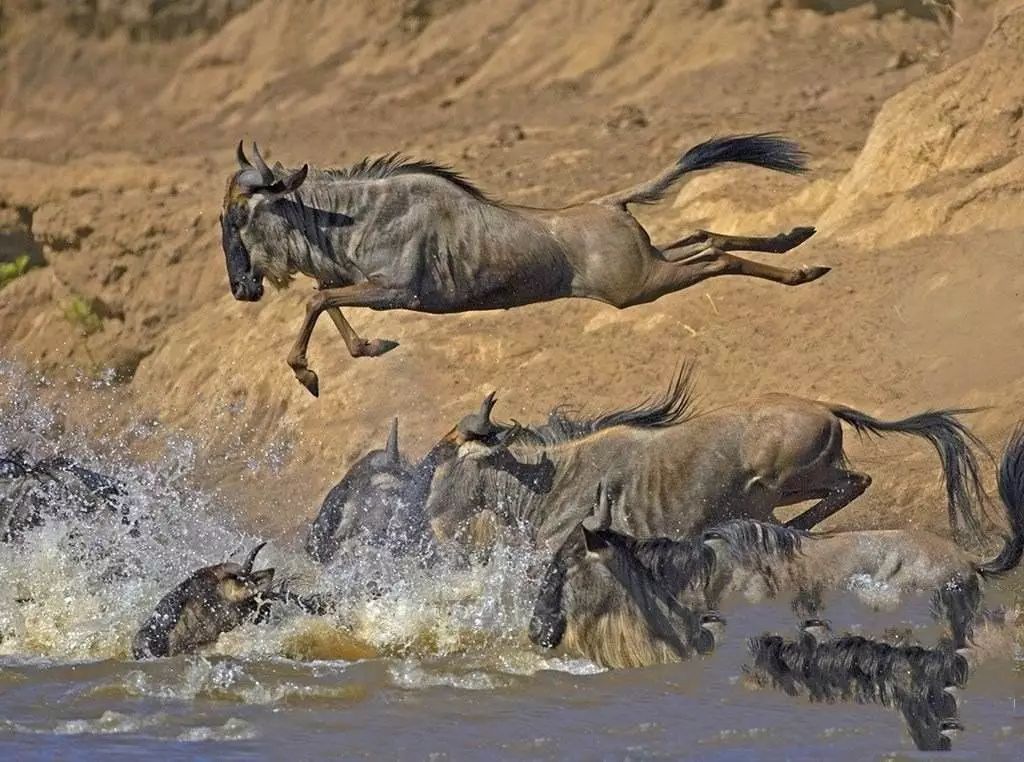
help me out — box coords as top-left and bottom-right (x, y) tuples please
(3, 133), (1018, 753)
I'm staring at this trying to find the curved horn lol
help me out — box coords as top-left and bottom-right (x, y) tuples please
(236, 140), (254, 169)
(251, 142), (276, 185)
(242, 541), (267, 574)
(385, 418), (400, 463)
(479, 390), (497, 419)
(595, 481), (612, 529)
(457, 391), (501, 439)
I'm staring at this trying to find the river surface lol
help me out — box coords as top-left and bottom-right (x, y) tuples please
(1, 367), (1022, 760)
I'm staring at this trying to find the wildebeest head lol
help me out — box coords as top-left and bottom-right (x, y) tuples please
(220, 141), (308, 302)
(305, 419), (421, 563)
(528, 483), (718, 668)
(132, 542), (275, 658)
(425, 393), (554, 547)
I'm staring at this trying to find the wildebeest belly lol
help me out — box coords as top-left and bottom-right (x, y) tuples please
(411, 207), (576, 312)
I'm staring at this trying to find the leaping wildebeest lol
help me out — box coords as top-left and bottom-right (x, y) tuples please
(425, 367), (987, 552)
(221, 135), (827, 395)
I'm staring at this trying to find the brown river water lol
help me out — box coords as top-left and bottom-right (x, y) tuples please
(1, 365), (1022, 760)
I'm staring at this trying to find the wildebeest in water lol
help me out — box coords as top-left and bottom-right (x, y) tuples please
(424, 366), (987, 552)
(305, 406), (541, 564)
(746, 621), (967, 752)
(305, 418), (432, 562)
(575, 422), (1024, 648)
(132, 543), (328, 658)
(528, 484), (724, 669)
(0, 448), (128, 542)
(220, 135), (827, 395)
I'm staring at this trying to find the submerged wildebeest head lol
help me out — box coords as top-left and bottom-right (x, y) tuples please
(305, 419), (428, 563)
(220, 142), (308, 302)
(132, 542), (275, 658)
(528, 483), (722, 669)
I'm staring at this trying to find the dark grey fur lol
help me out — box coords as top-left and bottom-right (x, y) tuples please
(746, 625), (967, 752)
(305, 420), (433, 563)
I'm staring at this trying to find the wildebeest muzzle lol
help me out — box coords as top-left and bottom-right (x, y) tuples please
(220, 205), (264, 302)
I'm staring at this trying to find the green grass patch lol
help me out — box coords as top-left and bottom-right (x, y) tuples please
(0, 254), (32, 289)
(63, 295), (104, 337)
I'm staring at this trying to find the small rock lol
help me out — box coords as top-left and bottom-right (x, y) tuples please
(885, 50), (916, 71)
(102, 265), (127, 285)
(606, 103), (649, 131)
(494, 123), (525, 147)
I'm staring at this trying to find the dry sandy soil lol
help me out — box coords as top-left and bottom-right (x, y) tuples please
(1, 0), (1022, 543)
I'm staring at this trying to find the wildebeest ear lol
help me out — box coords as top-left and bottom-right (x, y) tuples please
(260, 164), (308, 197)
(581, 525), (608, 554)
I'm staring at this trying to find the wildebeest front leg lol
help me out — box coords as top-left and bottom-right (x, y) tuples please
(658, 227), (816, 263)
(286, 282), (404, 397)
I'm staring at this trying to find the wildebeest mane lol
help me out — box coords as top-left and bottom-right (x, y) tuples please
(609, 531), (715, 595)
(703, 519), (807, 567)
(520, 362), (699, 447)
(322, 153), (492, 202)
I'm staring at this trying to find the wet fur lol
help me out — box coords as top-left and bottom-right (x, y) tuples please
(600, 428), (1024, 647)
(747, 630), (966, 752)
(132, 560), (274, 658)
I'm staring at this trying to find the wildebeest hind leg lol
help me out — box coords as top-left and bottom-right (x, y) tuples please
(287, 283), (405, 397)
(781, 469), (871, 530)
(658, 227), (816, 263)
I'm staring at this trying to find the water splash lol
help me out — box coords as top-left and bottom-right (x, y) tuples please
(0, 361), (550, 669)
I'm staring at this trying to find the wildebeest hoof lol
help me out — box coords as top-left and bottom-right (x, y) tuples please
(356, 338), (399, 358)
(799, 266), (831, 283)
(787, 226), (816, 246)
(294, 368), (320, 397)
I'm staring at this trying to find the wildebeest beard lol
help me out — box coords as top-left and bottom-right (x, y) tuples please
(220, 203), (264, 302)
